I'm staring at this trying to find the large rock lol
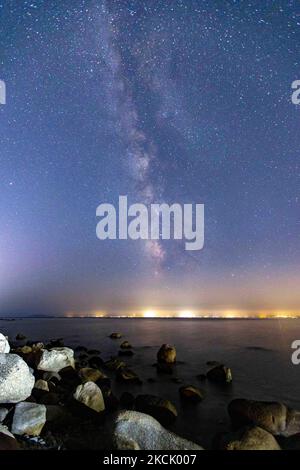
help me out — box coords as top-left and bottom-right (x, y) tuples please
(228, 399), (289, 435)
(12, 402), (47, 436)
(157, 344), (176, 364)
(73, 381), (105, 413)
(0, 333), (10, 353)
(79, 367), (107, 383)
(0, 407), (9, 422)
(0, 353), (35, 403)
(217, 425), (281, 450)
(179, 385), (204, 402)
(112, 410), (203, 450)
(37, 347), (75, 372)
(207, 364), (232, 383)
(135, 394), (177, 425)
(0, 425), (19, 450)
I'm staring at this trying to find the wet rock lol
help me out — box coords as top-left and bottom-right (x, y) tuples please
(179, 385), (204, 402)
(0, 353), (35, 403)
(112, 410), (203, 450)
(157, 344), (176, 364)
(18, 345), (32, 354)
(120, 392), (135, 409)
(116, 367), (142, 385)
(12, 402), (47, 436)
(101, 387), (119, 411)
(120, 341), (132, 350)
(34, 379), (49, 392)
(73, 381), (105, 413)
(228, 399), (289, 435)
(88, 356), (104, 369)
(16, 333), (26, 341)
(37, 347), (75, 373)
(0, 333), (10, 353)
(217, 425), (281, 450)
(135, 394), (177, 426)
(104, 357), (126, 371)
(79, 367), (107, 383)
(59, 366), (81, 389)
(110, 333), (122, 339)
(207, 364), (232, 383)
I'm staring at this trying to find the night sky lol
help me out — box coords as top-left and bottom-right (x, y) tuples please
(0, 0), (299, 317)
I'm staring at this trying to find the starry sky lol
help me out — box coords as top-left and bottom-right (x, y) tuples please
(0, 0), (299, 317)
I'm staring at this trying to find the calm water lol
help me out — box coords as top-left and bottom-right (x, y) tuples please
(1, 317), (300, 448)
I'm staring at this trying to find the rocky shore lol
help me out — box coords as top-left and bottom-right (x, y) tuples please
(0, 331), (300, 450)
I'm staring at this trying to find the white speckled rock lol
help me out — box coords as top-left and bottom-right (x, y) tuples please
(37, 347), (75, 372)
(0, 353), (35, 403)
(113, 410), (203, 450)
(0, 333), (10, 353)
(12, 402), (47, 436)
(73, 381), (105, 413)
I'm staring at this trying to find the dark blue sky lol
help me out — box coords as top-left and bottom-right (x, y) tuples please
(0, 0), (299, 316)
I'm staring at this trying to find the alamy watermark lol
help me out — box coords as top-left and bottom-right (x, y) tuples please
(96, 196), (204, 251)
(291, 80), (300, 105)
(0, 80), (6, 105)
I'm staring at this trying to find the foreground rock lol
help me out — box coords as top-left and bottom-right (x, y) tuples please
(0, 425), (19, 450)
(0, 333), (10, 353)
(135, 394), (177, 425)
(37, 347), (75, 372)
(217, 426), (281, 450)
(228, 399), (292, 435)
(0, 353), (35, 403)
(157, 344), (176, 364)
(112, 410), (203, 450)
(207, 365), (232, 383)
(12, 402), (47, 436)
(79, 367), (107, 383)
(179, 385), (204, 402)
(73, 381), (105, 413)
(34, 379), (50, 392)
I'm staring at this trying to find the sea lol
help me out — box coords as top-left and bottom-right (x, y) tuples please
(1, 317), (300, 448)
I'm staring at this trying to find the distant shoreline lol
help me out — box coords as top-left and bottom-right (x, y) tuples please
(0, 316), (299, 321)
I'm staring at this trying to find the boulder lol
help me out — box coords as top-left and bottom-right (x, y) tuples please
(0, 333), (10, 353)
(16, 333), (26, 340)
(112, 410), (203, 450)
(79, 367), (107, 383)
(110, 333), (122, 339)
(179, 385), (204, 402)
(104, 357), (126, 371)
(116, 367), (142, 384)
(0, 425), (19, 450)
(34, 379), (50, 392)
(135, 394), (177, 426)
(12, 402), (47, 436)
(207, 365), (232, 383)
(157, 344), (176, 364)
(228, 399), (288, 435)
(0, 353), (35, 403)
(37, 347), (75, 372)
(120, 341), (132, 350)
(73, 381), (105, 413)
(217, 425), (281, 450)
